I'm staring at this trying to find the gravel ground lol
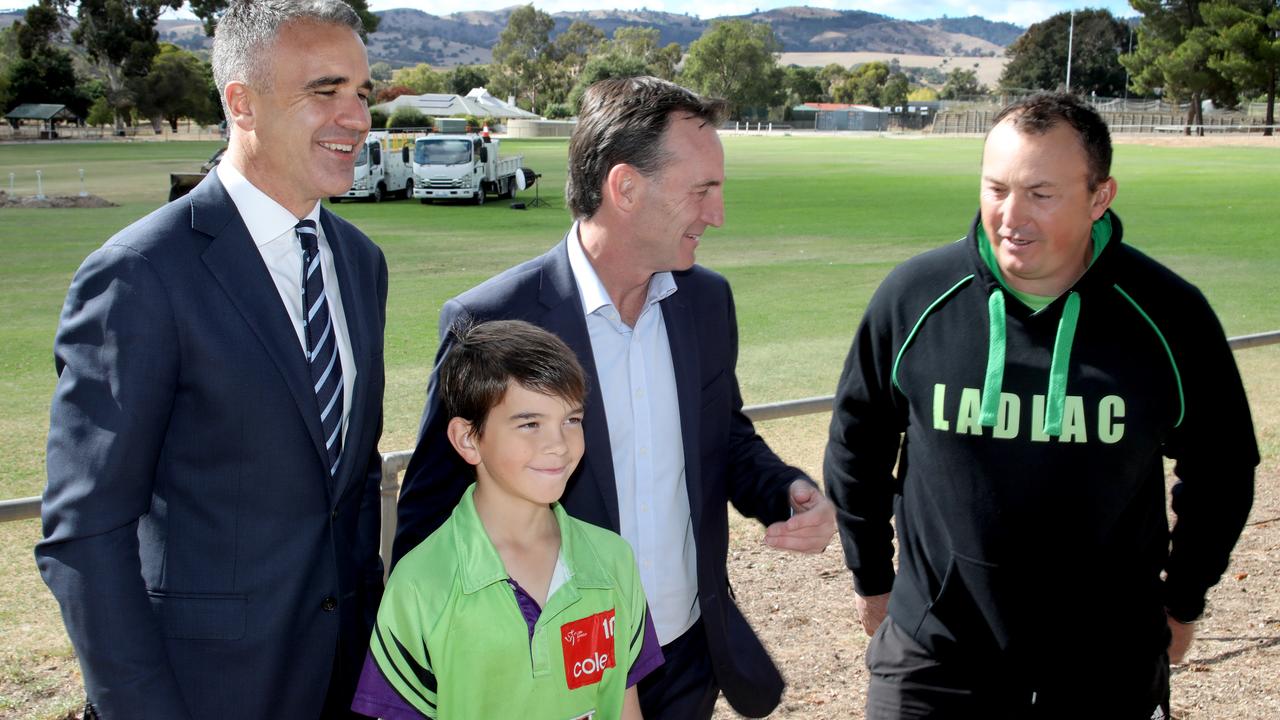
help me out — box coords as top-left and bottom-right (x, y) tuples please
(713, 416), (1279, 719)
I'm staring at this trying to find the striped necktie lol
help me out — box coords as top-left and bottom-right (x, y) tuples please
(296, 219), (343, 477)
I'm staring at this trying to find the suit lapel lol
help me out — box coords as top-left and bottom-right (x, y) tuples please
(321, 210), (372, 502)
(661, 281), (704, 532)
(539, 237), (621, 531)
(192, 173), (332, 485)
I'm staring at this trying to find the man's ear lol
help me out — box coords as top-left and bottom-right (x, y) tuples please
(224, 80), (256, 132)
(1090, 177), (1117, 221)
(447, 417), (482, 466)
(602, 163), (641, 214)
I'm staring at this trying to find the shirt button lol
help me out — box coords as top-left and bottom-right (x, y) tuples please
(640, 504), (649, 513)
(638, 447), (648, 457)
(634, 389), (644, 398)
(642, 560), (653, 569)
(321, 596), (337, 612)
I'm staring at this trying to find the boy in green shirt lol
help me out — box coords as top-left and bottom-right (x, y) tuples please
(353, 320), (661, 719)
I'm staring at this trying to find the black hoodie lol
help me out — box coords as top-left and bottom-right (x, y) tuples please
(825, 209), (1257, 687)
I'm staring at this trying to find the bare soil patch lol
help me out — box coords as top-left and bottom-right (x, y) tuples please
(0, 191), (116, 209)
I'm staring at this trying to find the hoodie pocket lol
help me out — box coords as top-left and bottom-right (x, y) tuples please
(913, 553), (1016, 661)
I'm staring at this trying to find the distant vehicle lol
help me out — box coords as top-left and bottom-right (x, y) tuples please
(168, 147), (225, 202)
(331, 131), (415, 203)
(412, 133), (532, 205)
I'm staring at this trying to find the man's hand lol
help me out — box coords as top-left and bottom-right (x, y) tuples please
(763, 480), (836, 553)
(856, 592), (891, 637)
(1167, 612), (1196, 664)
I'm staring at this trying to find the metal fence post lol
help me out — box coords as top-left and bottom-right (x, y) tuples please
(379, 450), (412, 580)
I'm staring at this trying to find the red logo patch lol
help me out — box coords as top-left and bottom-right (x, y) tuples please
(561, 609), (616, 690)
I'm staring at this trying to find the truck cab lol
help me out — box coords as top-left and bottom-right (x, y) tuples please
(334, 131), (414, 202)
(412, 133), (525, 205)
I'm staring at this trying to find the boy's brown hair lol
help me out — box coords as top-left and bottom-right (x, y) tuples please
(439, 319), (587, 436)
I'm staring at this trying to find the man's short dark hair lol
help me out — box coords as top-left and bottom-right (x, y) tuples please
(212, 0), (363, 116)
(439, 319), (587, 436)
(566, 76), (728, 220)
(991, 92), (1113, 191)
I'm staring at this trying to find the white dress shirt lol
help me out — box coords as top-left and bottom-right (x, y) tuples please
(216, 161), (356, 446)
(567, 224), (699, 644)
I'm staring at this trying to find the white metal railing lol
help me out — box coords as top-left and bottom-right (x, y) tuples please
(5, 331), (1279, 549)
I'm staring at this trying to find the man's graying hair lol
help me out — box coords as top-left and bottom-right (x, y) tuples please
(212, 0), (363, 115)
(566, 76), (728, 220)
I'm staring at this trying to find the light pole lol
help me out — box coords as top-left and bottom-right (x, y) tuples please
(1066, 9), (1076, 92)
(1124, 23), (1134, 102)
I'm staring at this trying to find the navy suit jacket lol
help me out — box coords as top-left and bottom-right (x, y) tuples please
(394, 233), (801, 717)
(37, 172), (388, 720)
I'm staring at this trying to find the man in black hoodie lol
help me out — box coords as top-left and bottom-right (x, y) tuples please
(825, 93), (1257, 718)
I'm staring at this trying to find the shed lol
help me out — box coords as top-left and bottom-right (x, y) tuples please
(798, 103), (889, 131)
(4, 103), (78, 138)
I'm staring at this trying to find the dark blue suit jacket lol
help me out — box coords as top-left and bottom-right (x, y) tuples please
(393, 233), (800, 717)
(37, 172), (387, 720)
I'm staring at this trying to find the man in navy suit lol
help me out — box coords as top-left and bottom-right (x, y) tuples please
(36, 2), (386, 718)
(393, 76), (837, 719)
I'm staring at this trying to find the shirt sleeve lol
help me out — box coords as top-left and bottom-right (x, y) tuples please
(625, 607), (663, 688)
(352, 574), (440, 718)
(823, 277), (910, 597)
(1160, 290), (1258, 621)
(351, 650), (433, 720)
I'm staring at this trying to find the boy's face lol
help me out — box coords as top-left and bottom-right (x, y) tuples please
(451, 384), (585, 508)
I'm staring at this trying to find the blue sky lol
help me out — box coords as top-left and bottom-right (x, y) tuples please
(365, 1), (1137, 27)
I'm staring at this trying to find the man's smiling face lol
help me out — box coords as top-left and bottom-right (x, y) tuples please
(629, 112), (726, 273)
(238, 19), (373, 215)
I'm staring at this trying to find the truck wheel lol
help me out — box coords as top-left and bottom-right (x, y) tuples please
(372, 183), (384, 203)
(473, 189), (485, 205)
(404, 179), (414, 199)
(500, 178), (514, 199)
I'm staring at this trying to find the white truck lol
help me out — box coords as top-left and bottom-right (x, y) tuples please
(333, 131), (415, 203)
(412, 133), (528, 205)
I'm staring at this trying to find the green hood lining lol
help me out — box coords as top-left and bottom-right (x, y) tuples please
(976, 212), (1113, 311)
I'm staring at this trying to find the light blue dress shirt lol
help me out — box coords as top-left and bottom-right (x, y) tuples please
(567, 225), (699, 645)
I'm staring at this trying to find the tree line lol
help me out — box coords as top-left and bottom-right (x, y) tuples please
(998, 2), (1277, 135)
(0, 0), (378, 133)
(3, 0), (1275, 136)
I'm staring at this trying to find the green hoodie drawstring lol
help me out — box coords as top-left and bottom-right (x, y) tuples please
(979, 289), (1081, 437)
(979, 291), (1006, 426)
(1043, 292), (1081, 436)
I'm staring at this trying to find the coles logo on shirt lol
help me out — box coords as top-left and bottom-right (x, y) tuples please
(561, 609), (616, 690)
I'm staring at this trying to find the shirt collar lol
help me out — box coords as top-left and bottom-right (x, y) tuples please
(452, 483), (611, 594)
(566, 222), (677, 318)
(216, 160), (321, 247)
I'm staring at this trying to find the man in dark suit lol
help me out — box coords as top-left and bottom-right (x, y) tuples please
(36, 3), (385, 719)
(393, 76), (837, 719)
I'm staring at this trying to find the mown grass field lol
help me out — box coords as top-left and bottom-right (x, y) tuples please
(0, 135), (1276, 718)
